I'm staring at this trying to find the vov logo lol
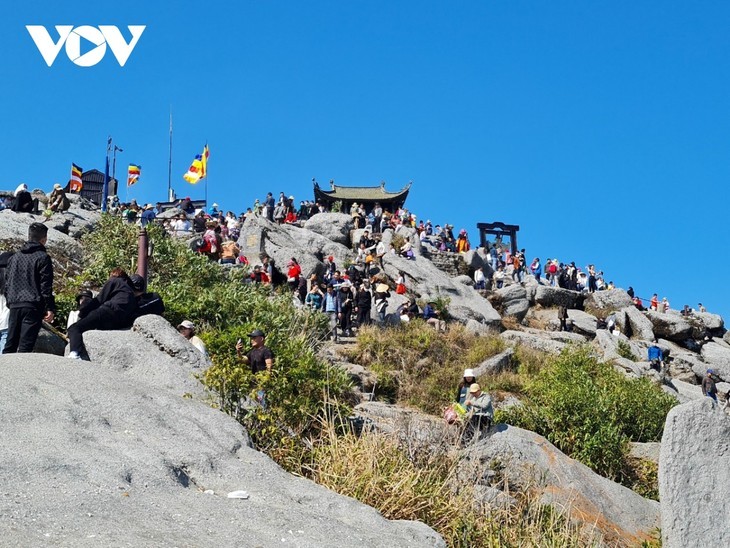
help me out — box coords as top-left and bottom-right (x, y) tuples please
(26, 25), (146, 67)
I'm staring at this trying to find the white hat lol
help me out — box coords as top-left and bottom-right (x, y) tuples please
(463, 369), (475, 378)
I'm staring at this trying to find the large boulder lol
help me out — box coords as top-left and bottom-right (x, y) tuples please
(697, 342), (730, 381)
(583, 289), (633, 317)
(645, 311), (693, 342)
(500, 330), (572, 354)
(0, 355), (444, 547)
(379, 252), (501, 326)
(692, 311), (724, 333)
(494, 284), (529, 322)
(460, 424), (660, 545)
(33, 324), (66, 356)
(659, 399), (730, 548)
(303, 213), (353, 246)
(238, 214), (354, 279)
(533, 286), (583, 309)
(565, 309), (599, 337)
(473, 348), (516, 377)
(0, 209), (84, 264)
(621, 306), (655, 341)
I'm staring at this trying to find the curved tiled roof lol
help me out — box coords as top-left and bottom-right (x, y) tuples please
(313, 181), (411, 201)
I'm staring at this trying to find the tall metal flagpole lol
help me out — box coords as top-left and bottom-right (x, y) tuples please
(204, 141), (208, 210)
(102, 136), (112, 212)
(168, 108), (174, 202)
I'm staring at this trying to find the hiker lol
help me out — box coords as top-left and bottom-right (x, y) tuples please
(558, 305), (569, 332)
(11, 183), (35, 213)
(2, 223), (55, 354)
(530, 258), (542, 284)
(354, 281), (372, 326)
(338, 281), (354, 336)
(66, 268), (138, 360)
(456, 369), (477, 405)
(463, 383), (493, 443)
(140, 204), (156, 227)
(235, 329), (274, 374)
(286, 258), (302, 292)
(178, 320), (208, 358)
(305, 283), (324, 310)
(323, 285), (340, 341)
(647, 344), (664, 372)
(473, 266), (486, 290)
(374, 283), (390, 324)
(698, 303), (707, 313)
(702, 369), (718, 402)
(48, 184), (70, 212)
(649, 294), (658, 311)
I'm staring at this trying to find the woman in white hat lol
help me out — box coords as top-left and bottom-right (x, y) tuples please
(456, 368), (477, 405)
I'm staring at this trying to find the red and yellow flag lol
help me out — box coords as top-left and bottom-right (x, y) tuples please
(183, 144), (210, 184)
(69, 163), (83, 193)
(127, 164), (141, 187)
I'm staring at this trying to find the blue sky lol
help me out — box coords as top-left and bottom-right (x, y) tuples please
(2, 1), (729, 319)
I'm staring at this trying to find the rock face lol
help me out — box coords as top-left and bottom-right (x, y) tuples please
(645, 311), (693, 342)
(659, 398), (730, 548)
(303, 213), (354, 246)
(565, 309), (599, 337)
(0, 356), (444, 547)
(494, 284), (529, 321)
(0, 209), (84, 263)
(501, 330), (576, 354)
(583, 289), (633, 317)
(461, 424), (660, 545)
(473, 348), (516, 377)
(238, 214), (354, 279)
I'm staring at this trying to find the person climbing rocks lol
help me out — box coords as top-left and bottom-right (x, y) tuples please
(702, 369), (718, 402)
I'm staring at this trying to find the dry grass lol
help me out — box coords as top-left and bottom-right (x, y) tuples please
(300, 422), (600, 547)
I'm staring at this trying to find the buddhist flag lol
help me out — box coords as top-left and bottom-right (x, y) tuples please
(183, 144), (210, 184)
(127, 164), (141, 187)
(69, 163), (83, 193)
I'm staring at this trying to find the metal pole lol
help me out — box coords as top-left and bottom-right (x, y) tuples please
(168, 108), (173, 202)
(137, 228), (149, 282)
(102, 136), (111, 212)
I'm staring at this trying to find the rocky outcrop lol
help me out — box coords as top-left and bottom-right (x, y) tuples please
(473, 348), (516, 377)
(461, 424), (661, 545)
(533, 286), (583, 309)
(659, 398), (730, 548)
(303, 213), (353, 246)
(645, 311), (693, 342)
(565, 309), (599, 337)
(0, 355), (443, 547)
(697, 342), (730, 381)
(583, 290), (633, 317)
(494, 284), (529, 321)
(0, 209), (84, 263)
(501, 330), (578, 354)
(238, 214), (354, 278)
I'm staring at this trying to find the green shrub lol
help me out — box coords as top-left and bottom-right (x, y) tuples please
(617, 339), (638, 361)
(498, 347), (676, 485)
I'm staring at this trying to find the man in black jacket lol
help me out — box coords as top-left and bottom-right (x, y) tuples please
(2, 222), (55, 353)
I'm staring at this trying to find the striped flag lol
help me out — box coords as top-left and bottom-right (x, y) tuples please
(183, 144), (210, 184)
(69, 163), (83, 192)
(127, 164), (141, 187)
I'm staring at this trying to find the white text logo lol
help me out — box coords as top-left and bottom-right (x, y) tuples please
(26, 25), (146, 67)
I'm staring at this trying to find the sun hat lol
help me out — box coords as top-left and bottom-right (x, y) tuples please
(178, 320), (195, 330)
(376, 283), (390, 293)
(469, 383), (481, 393)
(463, 369), (475, 378)
(53, 183), (62, 190)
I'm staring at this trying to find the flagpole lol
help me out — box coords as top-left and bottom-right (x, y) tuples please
(204, 140), (208, 209)
(102, 136), (111, 212)
(168, 108), (173, 202)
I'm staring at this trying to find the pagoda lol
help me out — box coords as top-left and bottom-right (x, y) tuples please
(313, 179), (411, 214)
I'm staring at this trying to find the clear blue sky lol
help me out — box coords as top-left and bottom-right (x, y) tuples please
(2, 1), (729, 320)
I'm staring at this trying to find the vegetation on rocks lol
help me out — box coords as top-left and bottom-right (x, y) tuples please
(498, 347), (676, 493)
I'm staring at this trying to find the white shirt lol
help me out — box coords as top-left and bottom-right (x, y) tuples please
(173, 219), (191, 237)
(0, 295), (9, 331)
(190, 335), (208, 359)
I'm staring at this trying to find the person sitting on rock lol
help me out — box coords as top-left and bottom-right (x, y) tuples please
(129, 274), (165, 318)
(456, 229), (470, 253)
(48, 184), (70, 213)
(67, 289), (93, 328)
(400, 240), (415, 260)
(178, 320), (208, 358)
(220, 239), (240, 265)
(702, 369), (719, 402)
(456, 369), (477, 406)
(67, 268), (138, 360)
(463, 383), (493, 443)
(423, 301), (446, 332)
(698, 302), (707, 313)
(11, 183), (35, 213)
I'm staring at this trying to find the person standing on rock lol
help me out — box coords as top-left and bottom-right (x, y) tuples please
(0, 251), (14, 353)
(236, 329), (273, 374)
(557, 305), (569, 332)
(702, 369), (718, 402)
(2, 223), (55, 354)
